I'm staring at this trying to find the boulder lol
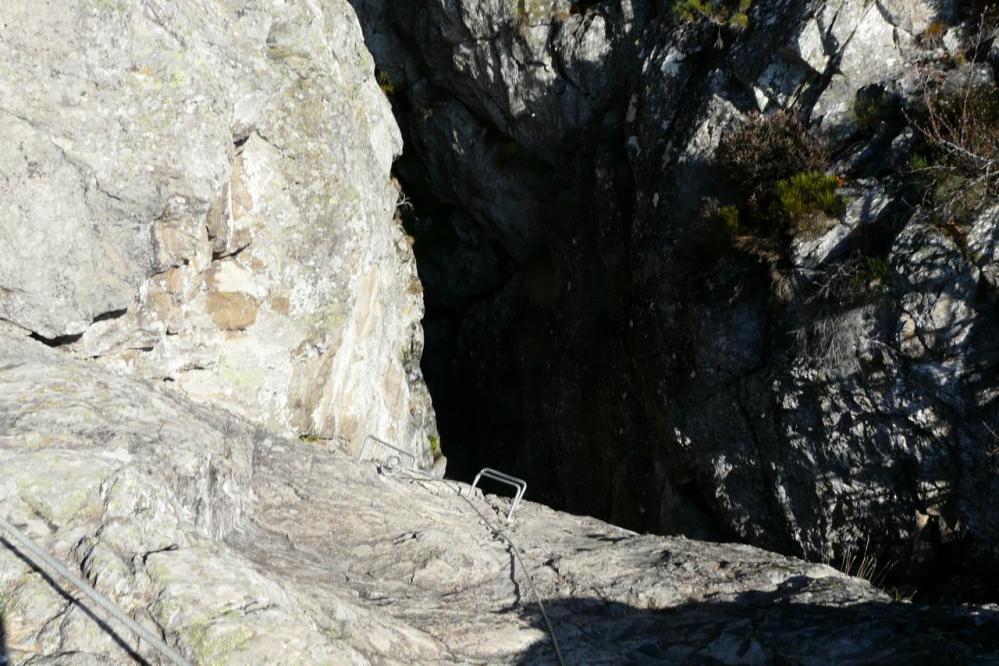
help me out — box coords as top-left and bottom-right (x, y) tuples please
(0, 0), (436, 460)
(792, 181), (893, 270)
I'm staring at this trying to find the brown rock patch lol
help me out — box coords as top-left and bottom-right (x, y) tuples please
(207, 292), (259, 331)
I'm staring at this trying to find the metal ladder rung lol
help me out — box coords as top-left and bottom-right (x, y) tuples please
(356, 434), (417, 470)
(470, 467), (527, 522)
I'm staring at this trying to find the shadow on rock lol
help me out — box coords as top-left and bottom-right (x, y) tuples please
(0, 537), (147, 665)
(0, 603), (6, 666)
(516, 576), (999, 664)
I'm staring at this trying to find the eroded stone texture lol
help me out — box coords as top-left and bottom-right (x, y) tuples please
(0, 0), (437, 462)
(0, 332), (996, 664)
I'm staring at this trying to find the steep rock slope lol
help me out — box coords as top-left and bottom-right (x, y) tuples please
(0, 2), (997, 661)
(0, 0), (436, 461)
(351, 0), (999, 594)
(1, 331), (997, 664)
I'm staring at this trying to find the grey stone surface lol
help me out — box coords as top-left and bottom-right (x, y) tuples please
(792, 181), (892, 269)
(0, 331), (996, 664)
(0, 0), (437, 463)
(2, 0), (999, 661)
(879, 0), (953, 36)
(969, 204), (999, 288)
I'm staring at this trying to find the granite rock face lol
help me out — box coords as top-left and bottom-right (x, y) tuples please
(351, 0), (999, 594)
(2, 0), (998, 660)
(0, 0), (436, 462)
(1, 331), (997, 664)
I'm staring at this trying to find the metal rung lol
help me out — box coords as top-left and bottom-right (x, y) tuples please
(357, 434), (416, 470)
(470, 467), (527, 522)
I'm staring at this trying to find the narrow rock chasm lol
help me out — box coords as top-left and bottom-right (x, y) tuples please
(356, 0), (743, 545)
(350, 0), (999, 603)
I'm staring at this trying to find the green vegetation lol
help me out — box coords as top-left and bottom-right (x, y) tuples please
(841, 256), (892, 299)
(807, 254), (894, 307)
(672, 0), (753, 31)
(696, 112), (856, 301)
(695, 199), (746, 260)
(909, 154), (930, 172)
(428, 434), (443, 461)
(377, 71), (395, 97)
(700, 199), (742, 234)
(695, 105), (927, 312)
(717, 111), (827, 205)
(776, 171), (846, 233)
(715, 204), (741, 234)
(911, 74), (999, 226)
(709, 111), (836, 241)
(861, 256), (891, 288)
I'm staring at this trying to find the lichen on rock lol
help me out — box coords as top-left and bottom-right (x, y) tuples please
(0, 0), (436, 462)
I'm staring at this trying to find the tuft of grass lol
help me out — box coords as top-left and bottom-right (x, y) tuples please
(673, 0), (752, 30)
(716, 204), (741, 234)
(807, 255), (894, 305)
(718, 111), (827, 207)
(776, 171), (846, 233)
(843, 256), (892, 296)
(918, 20), (948, 47)
(693, 199), (745, 262)
(862, 256), (892, 287)
(839, 536), (896, 589)
(702, 201), (742, 235)
(377, 71), (395, 97)
(698, 112), (834, 275)
(908, 154), (930, 172)
(428, 434), (443, 460)
(908, 8), (999, 224)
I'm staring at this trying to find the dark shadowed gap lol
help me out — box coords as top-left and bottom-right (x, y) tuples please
(513, 585), (999, 664)
(0, 601), (7, 666)
(346, 0), (999, 606)
(28, 331), (84, 347)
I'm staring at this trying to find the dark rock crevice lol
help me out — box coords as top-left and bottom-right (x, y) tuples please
(10, 307), (128, 348)
(90, 308), (128, 324)
(350, 0), (999, 601)
(27, 330), (85, 347)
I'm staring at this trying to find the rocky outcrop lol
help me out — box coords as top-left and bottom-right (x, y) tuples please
(0, 0), (998, 661)
(0, 0), (436, 462)
(1, 331), (997, 664)
(352, 0), (999, 595)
